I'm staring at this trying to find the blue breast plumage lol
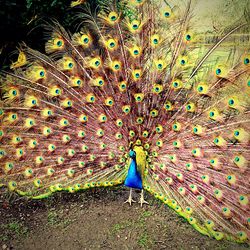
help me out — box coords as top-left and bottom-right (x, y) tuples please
(124, 151), (143, 189)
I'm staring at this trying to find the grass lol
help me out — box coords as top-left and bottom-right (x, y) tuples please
(47, 210), (72, 228)
(0, 220), (29, 242)
(136, 211), (153, 249)
(111, 220), (133, 235)
(110, 210), (154, 249)
(47, 211), (60, 225)
(137, 231), (151, 249)
(142, 211), (152, 218)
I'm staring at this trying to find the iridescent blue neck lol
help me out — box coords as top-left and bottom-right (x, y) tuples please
(124, 157), (143, 189)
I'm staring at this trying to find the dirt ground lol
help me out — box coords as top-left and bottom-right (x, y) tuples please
(0, 187), (249, 250)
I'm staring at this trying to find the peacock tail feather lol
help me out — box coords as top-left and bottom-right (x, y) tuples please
(0, 0), (250, 244)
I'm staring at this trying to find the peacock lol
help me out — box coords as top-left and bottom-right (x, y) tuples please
(0, 0), (250, 244)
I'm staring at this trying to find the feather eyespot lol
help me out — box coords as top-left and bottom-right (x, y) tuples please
(244, 57), (249, 65)
(39, 70), (45, 77)
(216, 68), (221, 75)
(56, 40), (63, 47)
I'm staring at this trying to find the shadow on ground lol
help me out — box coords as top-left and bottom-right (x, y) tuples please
(0, 187), (249, 250)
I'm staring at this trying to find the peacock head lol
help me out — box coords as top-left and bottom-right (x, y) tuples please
(129, 150), (136, 159)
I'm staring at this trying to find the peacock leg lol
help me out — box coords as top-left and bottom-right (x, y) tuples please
(124, 188), (136, 205)
(139, 189), (149, 207)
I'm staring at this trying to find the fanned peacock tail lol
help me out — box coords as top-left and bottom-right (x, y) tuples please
(0, 0), (250, 244)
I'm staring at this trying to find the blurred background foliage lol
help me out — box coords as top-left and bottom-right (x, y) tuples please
(0, 0), (100, 67)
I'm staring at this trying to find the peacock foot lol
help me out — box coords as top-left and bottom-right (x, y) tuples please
(124, 188), (136, 206)
(124, 197), (136, 206)
(139, 190), (149, 207)
(138, 197), (149, 207)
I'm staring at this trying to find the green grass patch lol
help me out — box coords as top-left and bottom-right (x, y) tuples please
(137, 231), (152, 249)
(47, 210), (73, 228)
(0, 221), (29, 241)
(111, 220), (133, 235)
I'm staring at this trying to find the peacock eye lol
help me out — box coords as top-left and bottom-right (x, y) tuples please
(83, 37), (89, 43)
(40, 71), (45, 77)
(235, 156), (240, 162)
(158, 64), (163, 69)
(77, 80), (81, 85)
(209, 111), (214, 117)
(134, 50), (139, 55)
(95, 61), (100, 66)
(68, 62), (73, 68)
(57, 40), (63, 47)
(216, 68), (221, 75)
(153, 38), (158, 44)
(228, 99), (234, 106)
(137, 117), (143, 123)
(89, 96), (95, 102)
(198, 86), (203, 92)
(186, 34), (191, 41)
(111, 16), (117, 21)
(133, 24), (138, 30)
(110, 42), (115, 48)
(12, 90), (17, 95)
(244, 57), (249, 65)
(164, 12), (170, 17)
(234, 130), (239, 136)
(180, 59), (186, 65)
